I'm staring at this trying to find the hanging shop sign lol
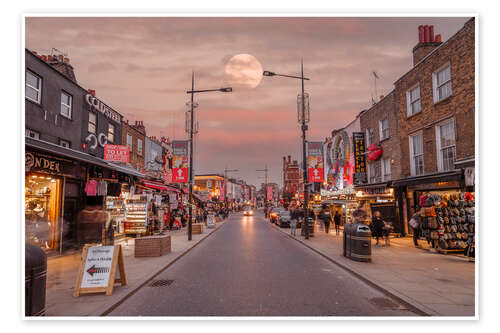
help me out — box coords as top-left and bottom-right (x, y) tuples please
(25, 150), (74, 175)
(73, 244), (126, 297)
(104, 144), (130, 163)
(85, 133), (108, 150)
(367, 143), (383, 162)
(207, 214), (216, 228)
(352, 132), (367, 184)
(171, 141), (189, 183)
(85, 94), (121, 123)
(307, 141), (324, 183)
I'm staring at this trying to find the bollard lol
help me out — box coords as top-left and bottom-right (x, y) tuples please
(25, 244), (47, 316)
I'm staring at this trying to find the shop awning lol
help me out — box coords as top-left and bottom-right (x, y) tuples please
(26, 137), (145, 178)
(143, 180), (171, 191)
(392, 170), (462, 187)
(193, 192), (210, 202)
(354, 181), (391, 189)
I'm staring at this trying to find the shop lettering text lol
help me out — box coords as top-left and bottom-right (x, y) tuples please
(85, 94), (121, 123)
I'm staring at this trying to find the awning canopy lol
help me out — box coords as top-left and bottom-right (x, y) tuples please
(26, 137), (144, 178)
(143, 180), (171, 191)
(392, 170), (462, 187)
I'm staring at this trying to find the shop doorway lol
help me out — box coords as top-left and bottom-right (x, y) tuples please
(370, 203), (399, 234)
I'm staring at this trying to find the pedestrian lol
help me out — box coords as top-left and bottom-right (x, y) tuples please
(290, 217), (297, 236)
(409, 212), (421, 248)
(322, 210), (331, 234)
(334, 210), (341, 235)
(383, 220), (394, 246)
(371, 211), (385, 246)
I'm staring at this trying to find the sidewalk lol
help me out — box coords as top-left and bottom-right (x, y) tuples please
(274, 223), (475, 317)
(44, 220), (227, 317)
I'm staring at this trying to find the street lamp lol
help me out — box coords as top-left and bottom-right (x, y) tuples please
(262, 60), (311, 239)
(186, 72), (232, 241)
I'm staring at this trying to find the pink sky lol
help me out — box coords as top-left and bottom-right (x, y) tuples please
(25, 16), (469, 187)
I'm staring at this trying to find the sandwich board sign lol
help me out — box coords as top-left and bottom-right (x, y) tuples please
(73, 244), (127, 297)
(207, 214), (215, 228)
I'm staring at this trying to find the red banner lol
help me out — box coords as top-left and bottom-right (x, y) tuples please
(307, 142), (324, 183)
(104, 144), (129, 162)
(267, 185), (273, 201)
(172, 141), (189, 183)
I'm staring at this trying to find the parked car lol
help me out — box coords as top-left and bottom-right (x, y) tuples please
(277, 210), (291, 227)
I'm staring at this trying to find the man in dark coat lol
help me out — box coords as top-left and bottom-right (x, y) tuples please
(334, 210), (341, 235)
(371, 211), (385, 245)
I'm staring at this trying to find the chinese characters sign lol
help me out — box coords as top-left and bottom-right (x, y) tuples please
(172, 141), (188, 183)
(352, 132), (367, 184)
(104, 144), (130, 163)
(307, 142), (324, 183)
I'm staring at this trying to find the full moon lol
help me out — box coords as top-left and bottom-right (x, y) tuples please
(225, 54), (263, 89)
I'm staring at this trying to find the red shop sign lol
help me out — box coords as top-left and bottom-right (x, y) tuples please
(104, 144), (130, 163)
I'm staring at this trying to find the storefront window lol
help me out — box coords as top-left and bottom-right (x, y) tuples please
(25, 173), (62, 252)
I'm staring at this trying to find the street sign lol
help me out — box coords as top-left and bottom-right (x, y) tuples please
(207, 214), (215, 228)
(307, 142), (324, 183)
(172, 140), (189, 183)
(73, 245), (126, 297)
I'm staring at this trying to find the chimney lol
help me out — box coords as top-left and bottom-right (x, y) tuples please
(45, 52), (78, 83)
(288, 155), (291, 163)
(88, 89), (96, 96)
(412, 24), (443, 65)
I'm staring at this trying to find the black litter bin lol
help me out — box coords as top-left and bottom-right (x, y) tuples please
(343, 223), (353, 258)
(350, 223), (372, 262)
(25, 244), (47, 316)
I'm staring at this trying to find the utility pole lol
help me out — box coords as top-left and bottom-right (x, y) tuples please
(300, 60), (310, 240)
(256, 164), (268, 204)
(224, 166), (238, 207)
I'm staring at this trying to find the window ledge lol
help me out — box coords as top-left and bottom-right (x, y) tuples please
(434, 95), (453, 106)
(25, 97), (42, 106)
(406, 111), (422, 120)
(60, 114), (72, 121)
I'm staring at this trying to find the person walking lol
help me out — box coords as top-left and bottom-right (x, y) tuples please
(321, 209), (331, 234)
(371, 211), (385, 246)
(334, 210), (341, 235)
(290, 217), (297, 236)
(409, 212), (421, 248)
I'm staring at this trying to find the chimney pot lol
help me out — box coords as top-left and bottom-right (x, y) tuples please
(41, 55), (47, 62)
(64, 57), (70, 63)
(58, 55), (64, 62)
(425, 25), (430, 43)
(435, 34), (442, 42)
(418, 25), (424, 43)
(429, 25), (435, 42)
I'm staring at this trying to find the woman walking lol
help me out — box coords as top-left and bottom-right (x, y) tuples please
(371, 211), (385, 246)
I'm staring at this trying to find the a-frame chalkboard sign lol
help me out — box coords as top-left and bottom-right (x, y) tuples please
(73, 244), (127, 297)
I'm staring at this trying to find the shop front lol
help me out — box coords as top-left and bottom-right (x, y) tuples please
(320, 186), (358, 225)
(354, 182), (401, 234)
(25, 144), (85, 254)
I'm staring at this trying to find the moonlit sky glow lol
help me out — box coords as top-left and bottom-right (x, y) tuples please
(25, 17), (469, 187)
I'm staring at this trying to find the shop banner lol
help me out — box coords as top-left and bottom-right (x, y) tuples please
(267, 185), (273, 201)
(172, 141), (188, 183)
(307, 142), (324, 183)
(352, 132), (367, 184)
(104, 144), (130, 163)
(25, 150), (74, 175)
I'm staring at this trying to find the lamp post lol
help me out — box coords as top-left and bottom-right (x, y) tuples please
(186, 72), (232, 241)
(263, 60), (311, 239)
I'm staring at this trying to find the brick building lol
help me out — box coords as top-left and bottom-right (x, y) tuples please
(392, 19), (475, 231)
(356, 90), (402, 233)
(122, 120), (146, 172)
(282, 155), (301, 197)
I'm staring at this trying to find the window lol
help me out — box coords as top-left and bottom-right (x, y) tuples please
(127, 134), (133, 152)
(366, 128), (374, 146)
(59, 139), (70, 148)
(137, 138), (143, 156)
(26, 71), (42, 103)
(60, 92), (72, 119)
(108, 124), (115, 143)
(409, 133), (424, 176)
(406, 85), (421, 117)
(436, 121), (456, 171)
(433, 64), (452, 103)
(25, 128), (40, 139)
(382, 158), (391, 181)
(379, 118), (389, 141)
(88, 112), (96, 133)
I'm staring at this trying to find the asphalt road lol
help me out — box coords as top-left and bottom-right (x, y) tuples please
(108, 210), (416, 316)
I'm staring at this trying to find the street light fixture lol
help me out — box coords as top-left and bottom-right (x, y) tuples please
(186, 72), (232, 241)
(262, 60), (312, 239)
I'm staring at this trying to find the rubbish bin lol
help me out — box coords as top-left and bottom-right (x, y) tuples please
(343, 223), (353, 258)
(350, 223), (372, 262)
(25, 244), (47, 316)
